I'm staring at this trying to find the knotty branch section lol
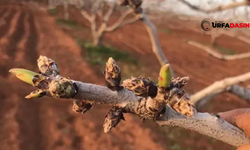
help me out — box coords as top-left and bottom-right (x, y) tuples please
(9, 55), (250, 148)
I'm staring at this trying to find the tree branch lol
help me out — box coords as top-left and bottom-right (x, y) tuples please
(9, 55), (250, 148)
(103, 3), (116, 23)
(218, 30), (250, 45)
(206, 1), (249, 13)
(157, 107), (250, 147)
(80, 10), (93, 23)
(187, 40), (250, 60)
(177, 0), (249, 13)
(229, 85), (250, 103)
(105, 14), (141, 32)
(104, 8), (134, 32)
(73, 81), (250, 147)
(176, 0), (207, 13)
(190, 71), (250, 105)
(139, 13), (175, 77)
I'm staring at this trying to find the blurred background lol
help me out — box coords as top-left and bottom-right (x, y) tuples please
(0, 0), (250, 150)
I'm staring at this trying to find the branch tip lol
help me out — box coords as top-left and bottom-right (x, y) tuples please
(104, 57), (122, 91)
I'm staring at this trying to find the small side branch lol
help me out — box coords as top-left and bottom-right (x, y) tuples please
(105, 9), (136, 32)
(191, 71), (250, 105)
(188, 40), (250, 61)
(205, 1), (249, 13)
(177, 0), (207, 12)
(103, 3), (116, 23)
(138, 13), (175, 77)
(177, 0), (249, 13)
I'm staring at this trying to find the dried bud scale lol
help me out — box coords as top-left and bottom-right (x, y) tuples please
(37, 55), (60, 77)
(103, 107), (125, 133)
(122, 76), (157, 98)
(72, 100), (93, 114)
(159, 77), (197, 117)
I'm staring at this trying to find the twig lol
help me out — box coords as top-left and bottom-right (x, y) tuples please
(177, 0), (249, 13)
(206, 1), (249, 13)
(188, 40), (250, 60)
(104, 9), (136, 31)
(140, 12), (175, 77)
(191, 71), (250, 105)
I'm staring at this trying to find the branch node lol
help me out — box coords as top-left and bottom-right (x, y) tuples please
(49, 77), (78, 98)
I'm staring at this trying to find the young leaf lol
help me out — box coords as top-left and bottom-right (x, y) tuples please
(9, 68), (40, 86)
(158, 64), (172, 88)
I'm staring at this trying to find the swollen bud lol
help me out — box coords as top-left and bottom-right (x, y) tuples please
(103, 107), (125, 133)
(158, 64), (172, 88)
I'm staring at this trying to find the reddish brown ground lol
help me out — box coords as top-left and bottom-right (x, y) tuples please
(1, 2), (250, 150)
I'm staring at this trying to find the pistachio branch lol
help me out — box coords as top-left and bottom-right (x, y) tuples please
(188, 40), (250, 61)
(9, 55), (250, 147)
(177, 0), (250, 13)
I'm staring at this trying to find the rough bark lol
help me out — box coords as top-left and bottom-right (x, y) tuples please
(69, 81), (250, 147)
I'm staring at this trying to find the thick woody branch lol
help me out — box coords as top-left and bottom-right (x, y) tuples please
(191, 71), (250, 105)
(71, 81), (250, 147)
(188, 40), (250, 60)
(140, 13), (175, 77)
(73, 81), (140, 106)
(9, 55), (250, 147)
(157, 107), (250, 147)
